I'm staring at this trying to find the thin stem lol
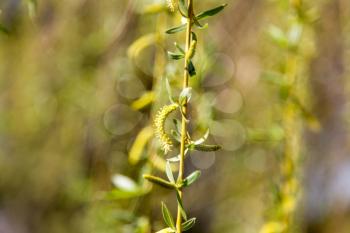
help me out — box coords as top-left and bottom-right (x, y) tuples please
(176, 0), (193, 232)
(280, 2), (303, 232)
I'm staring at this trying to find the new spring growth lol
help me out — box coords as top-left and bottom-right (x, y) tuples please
(145, 1), (226, 232)
(185, 39), (197, 61)
(154, 103), (179, 154)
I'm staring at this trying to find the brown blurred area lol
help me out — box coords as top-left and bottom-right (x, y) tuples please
(0, 0), (350, 233)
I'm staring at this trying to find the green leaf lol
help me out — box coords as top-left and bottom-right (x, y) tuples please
(174, 42), (185, 54)
(168, 51), (185, 60)
(143, 174), (176, 189)
(193, 129), (210, 145)
(176, 190), (188, 220)
(165, 161), (175, 183)
(166, 24), (187, 34)
(179, 87), (192, 105)
(183, 171), (201, 187)
(196, 4), (228, 20)
(191, 144), (222, 152)
(182, 218), (196, 231)
(162, 202), (175, 229)
(167, 155), (180, 163)
(178, 0), (188, 18)
(170, 129), (181, 142)
(193, 15), (204, 28)
(167, 4), (227, 34)
(172, 119), (182, 134)
(187, 61), (196, 77)
(167, 149), (188, 163)
(191, 32), (198, 42)
(165, 78), (175, 103)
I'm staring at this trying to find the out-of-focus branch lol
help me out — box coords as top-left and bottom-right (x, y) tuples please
(96, 0), (137, 67)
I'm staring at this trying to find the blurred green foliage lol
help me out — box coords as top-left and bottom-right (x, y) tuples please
(1, 0), (350, 233)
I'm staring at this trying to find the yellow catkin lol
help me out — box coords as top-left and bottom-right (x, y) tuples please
(167, 0), (178, 12)
(128, 126), (154, 165)
(154, 103), (178, 153)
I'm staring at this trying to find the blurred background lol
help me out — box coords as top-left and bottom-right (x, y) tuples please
(0, 0), (350, 233)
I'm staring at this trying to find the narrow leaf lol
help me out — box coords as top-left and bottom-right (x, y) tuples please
(192, 144), (222, 152)
(148, 153), (179, 173)
(167, 156), (180, 163)
(165, 161), (175, 183)
(172, 119), (182, 134)
(166, 24), (187, 34)
(182, 218), (196, 231)
(165, 78), (175, 103)
(167, 149), (188, 163)
(196, 4), (228, 20)
(176, 190), (188, 220)
(162, 202), (175, 229)
(191, 32), (198, 42)
(168, 51), (185, 60)
(178, 0), (188, 18)
(174, 42), (185, 54)
(183, 171), (201, 187)
(179, 107), (190, 123)
(179, 87), (192, 105)
(193, 15), (204, 28)
(193, 129), (210, 145)
(143, 174), (176, 189)
(171, 129), (181, 142)
(187, 61), (196, 77)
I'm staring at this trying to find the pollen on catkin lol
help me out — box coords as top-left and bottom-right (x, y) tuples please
(166, 0), (178, 12)
(154, 103), (178, 154)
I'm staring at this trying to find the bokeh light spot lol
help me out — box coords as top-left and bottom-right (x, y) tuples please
(103, 104), (142, 135)
(190, 151), (216, 170)
(215, 88), (243, 114)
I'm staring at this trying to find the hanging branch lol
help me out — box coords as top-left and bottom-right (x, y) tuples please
(142, 0), (227, 232)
